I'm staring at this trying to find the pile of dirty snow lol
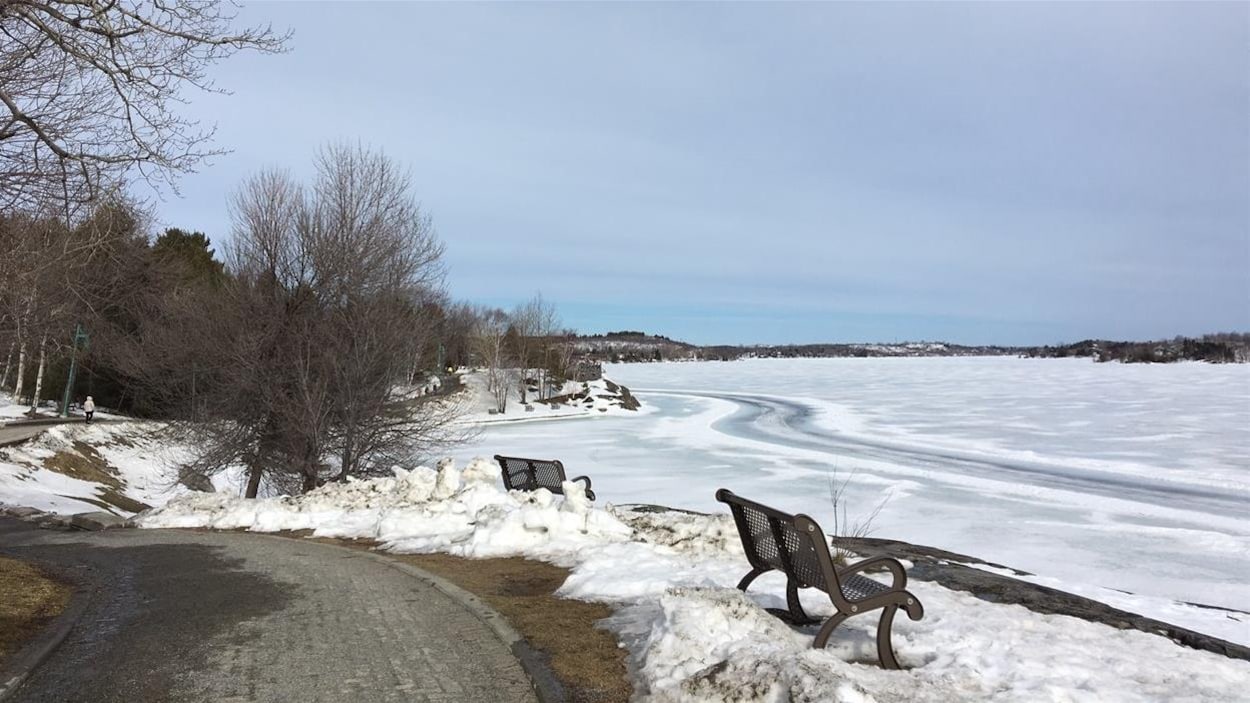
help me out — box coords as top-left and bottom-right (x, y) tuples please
(140, 458), (635, 561)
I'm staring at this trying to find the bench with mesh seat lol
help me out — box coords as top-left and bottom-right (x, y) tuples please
(493, 455), (596, 501)
(715, 488), (924, 669)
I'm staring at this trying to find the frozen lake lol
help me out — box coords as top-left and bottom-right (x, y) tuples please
(450, 357), (1250, 644)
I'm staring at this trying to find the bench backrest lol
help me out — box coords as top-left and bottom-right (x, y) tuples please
(494, 455), (570, 494)
(716, 489), (837, 594)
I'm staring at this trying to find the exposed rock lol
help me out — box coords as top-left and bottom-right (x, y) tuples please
(3, 506), (44, 519)
(70, 511), (130, 531)
(616, 503), (708, 516)
(177, 468), (215, 493)
(616, 384), (641, 410)
(838, 536), (1250, 662)
(34, 513), (72, 530)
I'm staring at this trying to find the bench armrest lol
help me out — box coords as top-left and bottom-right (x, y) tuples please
(837, 556), (907, 591)
(570, 475), (595, 501)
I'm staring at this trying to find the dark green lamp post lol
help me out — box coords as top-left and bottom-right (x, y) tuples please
(59, 323), (90, 417)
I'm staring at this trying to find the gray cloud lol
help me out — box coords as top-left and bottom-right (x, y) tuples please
(156, 2), (1249, 345)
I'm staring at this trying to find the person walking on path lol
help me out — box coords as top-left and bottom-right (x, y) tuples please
(83, 396), (95, 424)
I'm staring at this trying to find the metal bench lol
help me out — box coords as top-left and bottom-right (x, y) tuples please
(493, 455), (596, 501)
(715, 488), (924, 669)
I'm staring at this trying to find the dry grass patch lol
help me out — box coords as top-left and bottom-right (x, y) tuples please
(306, 537), (631, 702)
(43, 441), (150, 514)
(42, 441), (120, 488)
(0, 556), (71, 668)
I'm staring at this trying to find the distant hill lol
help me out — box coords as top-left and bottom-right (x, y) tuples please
(695, 341), (1020, 361)
(1025, 334), (1250, 364)
(573, 331), (1250, 364)
(572, 331), (695, 363)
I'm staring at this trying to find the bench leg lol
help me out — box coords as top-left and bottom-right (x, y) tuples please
(812, 612), (848, 649)
(814, 606), (906, 670)
(736, 567), (767, 591)
(876, 605), (902, 670)
(786, 579), (821, 625)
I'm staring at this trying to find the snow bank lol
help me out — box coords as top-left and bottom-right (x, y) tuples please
(627, 586), (1250, 702)
(140, 458), (635, 561)
(135, 459), (1250, 701)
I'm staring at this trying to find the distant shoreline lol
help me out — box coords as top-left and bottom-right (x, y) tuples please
(575, 331), (1250, 365)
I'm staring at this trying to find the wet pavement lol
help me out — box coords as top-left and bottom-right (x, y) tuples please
(0, 520), (535, 702)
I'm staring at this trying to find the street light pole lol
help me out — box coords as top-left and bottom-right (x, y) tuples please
(59, 323), (89, 418)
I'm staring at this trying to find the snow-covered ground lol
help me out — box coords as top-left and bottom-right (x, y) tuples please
(0, 390), (125, 421)
(8, 357), (1249, 698)
(0, 421), (190, 515)
(448, 357), (1250, 646)
(458, 370), (653, 424)
(0, 371), (644, 515)
(138, 459), (1250, 701)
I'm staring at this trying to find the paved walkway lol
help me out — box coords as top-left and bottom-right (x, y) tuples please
(0, 520), (536, 702)
(0, 424), (55, 447)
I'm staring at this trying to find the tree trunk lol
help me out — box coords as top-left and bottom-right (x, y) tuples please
(0, 340), (13, 389)
(245, 462), (264, 499)
(299, 441), (322, 493)
(13, 340), (27, 402)
(339, 443), (354, 482)
(29, 334), (47, 413)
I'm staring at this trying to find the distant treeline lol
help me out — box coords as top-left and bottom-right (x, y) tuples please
(694, 342), (1011, 361)
(1025, 333), (1250, 364)
(572, 332), (1250, 364)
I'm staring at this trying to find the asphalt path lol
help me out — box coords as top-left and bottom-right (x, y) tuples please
(0, 418), (110, 448)
(0, 520), (535, 703)
(0, 425), (55, 448)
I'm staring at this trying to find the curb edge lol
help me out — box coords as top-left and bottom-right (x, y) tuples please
(0, 577), (91, 702)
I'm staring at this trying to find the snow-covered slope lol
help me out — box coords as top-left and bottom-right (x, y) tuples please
(0, 421), (187, 516)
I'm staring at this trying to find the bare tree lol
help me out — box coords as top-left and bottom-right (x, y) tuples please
(509, 293), (560, 403)
(307, 143), (453, 481)
(550, 327), (579, 389)
(473, 306), (512, 413)
(440, 301), (478, 370)
(0, 211), (83, 409)
(123, 145), (457, 496)
(0, 0), (286, 215)
(534, 298), (560, 399)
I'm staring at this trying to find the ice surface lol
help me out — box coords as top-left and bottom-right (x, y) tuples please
(448, 357), (1250, 644)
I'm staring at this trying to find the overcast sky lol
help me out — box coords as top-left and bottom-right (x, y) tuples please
(157, 2), (1249, 346)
